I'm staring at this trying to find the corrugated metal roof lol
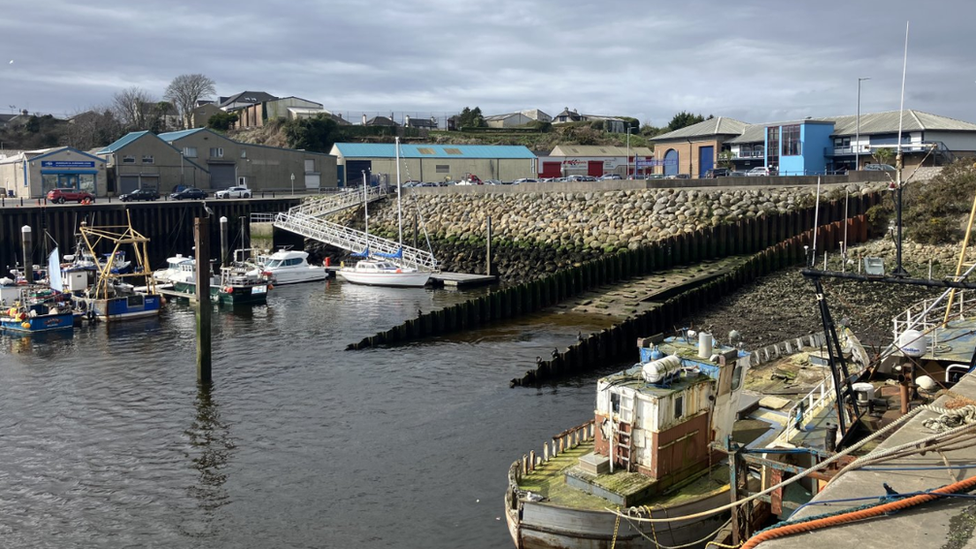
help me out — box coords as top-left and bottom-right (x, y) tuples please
(332, 143), (536, 159)
(826, 110), (976, 136)
(651, 117), (749, 141)
(548, 145), (654, 156)
(96, 131), (151, 154)
(157, 127), (207, 142)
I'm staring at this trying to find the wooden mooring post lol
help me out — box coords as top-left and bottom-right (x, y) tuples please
(195, 217), (212, 383)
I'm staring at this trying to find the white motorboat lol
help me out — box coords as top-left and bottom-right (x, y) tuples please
(153, 254), (194, 284)
(250, 249), (327, 285)
(337, 259), (430, 287)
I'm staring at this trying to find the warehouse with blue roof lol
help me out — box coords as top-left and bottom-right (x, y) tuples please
(329, 143), (537, 185)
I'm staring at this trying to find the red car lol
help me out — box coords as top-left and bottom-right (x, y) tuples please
(47, 188), (94, 204)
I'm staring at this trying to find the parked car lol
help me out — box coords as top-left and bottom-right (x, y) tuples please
(746, 167), (772, 177)
(214, 185), (252, 199)
(47, 188), (94, 204)
(119, 188), (160, 202)
(729, 171), (747, 177)
(599, 173), (622, 180)
(703, 168), (729, 178)
(666, 174), (691, 179)
(863, 163), (896, 172)
(483, 179), (502, 186)
(513, 178), (537, 185)
(170, 187), (208, 200)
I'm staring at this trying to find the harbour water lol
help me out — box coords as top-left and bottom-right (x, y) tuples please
(0, 281), (617, 548)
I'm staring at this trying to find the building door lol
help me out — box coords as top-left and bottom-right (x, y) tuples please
(209, 164), (235, 189)
(58, 174), (79, 189)
(698, 146), (714, 178)
(119, 176), (139, 194)
(664, 150), (679, 177)
(140, 175), (159, 191)
(588, 160), (604, 177)
(304, 174), (320, 190)
(541, 162), (561, 178)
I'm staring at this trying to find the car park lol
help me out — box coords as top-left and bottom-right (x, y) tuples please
(47, 188), (94, 204)
(214, 185), (251, 199)
(119, 188), (160, 202)
(170, 187), (207, 200)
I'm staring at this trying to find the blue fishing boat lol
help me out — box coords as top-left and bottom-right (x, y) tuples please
(0, 285), (75, 335)
(74, 213), (162, 322)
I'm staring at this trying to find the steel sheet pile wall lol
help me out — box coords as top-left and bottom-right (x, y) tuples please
(0, 198), (298, 271)
(346, 194), (880, 370)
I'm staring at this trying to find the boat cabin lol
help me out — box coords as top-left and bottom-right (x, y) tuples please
(588, 332), (749, 493)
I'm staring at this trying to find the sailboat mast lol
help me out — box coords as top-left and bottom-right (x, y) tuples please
(894, 20), (910, 277)
(396, 137), (403, 247)
(363, 171), (369, 248)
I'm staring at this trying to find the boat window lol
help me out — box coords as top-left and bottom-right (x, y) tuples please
(610, 392), (620, 414)
(674, 396), (683, 419)
(287, 258), (301, 266)
(731, 363), (744, 392)
(267, 260), (281, 268)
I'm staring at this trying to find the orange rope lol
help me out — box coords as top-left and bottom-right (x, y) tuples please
(742, 473), (976, 549)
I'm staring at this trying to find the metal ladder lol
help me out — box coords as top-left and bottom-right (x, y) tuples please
(616, 397), (636, 472)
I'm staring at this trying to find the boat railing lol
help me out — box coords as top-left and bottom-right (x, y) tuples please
(509, 419), (595, 488)
(781, 373), (835, 443)
(890, 289), (976, 355)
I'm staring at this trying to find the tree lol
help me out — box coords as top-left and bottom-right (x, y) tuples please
(455, 106), (485, 129)
(718, 150), (735, 170)
(164, 73), (216, 129)
(666, 111), (705, 132)
(207, 111), (239, 131)
(283, 115), (339, 152)
(112, 87), (156, 131)
(872, 147), (894, 168)
(64, 108), (123, 150)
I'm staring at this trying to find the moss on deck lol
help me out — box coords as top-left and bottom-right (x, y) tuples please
(517, 440), (729, 510)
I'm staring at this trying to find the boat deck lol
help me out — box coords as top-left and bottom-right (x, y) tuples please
(517, 440), (731, 511)
(900, 317), (976, 364)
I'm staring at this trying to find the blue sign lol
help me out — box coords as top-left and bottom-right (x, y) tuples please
(41, 160), (96, 168)
(637, 159), (668, 167)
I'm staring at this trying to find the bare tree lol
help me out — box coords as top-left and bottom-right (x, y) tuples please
(64, 107), (124, 150)
(164, 74), (216, 129)
(112, 87), (156, 131)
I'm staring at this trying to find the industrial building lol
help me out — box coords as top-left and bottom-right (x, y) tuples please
(651, 110), (976, 178)
(93, 128), (337, 195)
(329, 143), (537, 185)
(0, 147), (107, 199)
(539, 145), (654, 179)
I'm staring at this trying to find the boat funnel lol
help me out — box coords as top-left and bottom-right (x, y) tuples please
(698, 332), (713, 359)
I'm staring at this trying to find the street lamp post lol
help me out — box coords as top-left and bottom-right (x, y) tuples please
(855, 77), (870, 171)
(290, 173), (295, 196)
(626, 127), (635, 179)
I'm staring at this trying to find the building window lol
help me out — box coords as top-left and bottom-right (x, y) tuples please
(122, 155), (136, 164)
(142, 155), (154, 164)
(435, 164), (449, 173)
(240, 149), (247, 158)
(183, 147), (197, 158)
(209, 147), (223, 158)
(783, 124), (801, 156)
(766, 126), (780, 167)
(304, 159), (315, 173)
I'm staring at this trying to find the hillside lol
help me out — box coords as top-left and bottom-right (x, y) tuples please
(229, 119), (654, 153)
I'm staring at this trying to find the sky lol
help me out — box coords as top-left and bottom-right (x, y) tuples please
(2, 0), (976, 128)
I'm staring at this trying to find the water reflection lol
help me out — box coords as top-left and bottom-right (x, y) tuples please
(1, 329), (74, 355)
(182, 382), (234, 538)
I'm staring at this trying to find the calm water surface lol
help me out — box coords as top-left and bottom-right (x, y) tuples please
(0, 280), (619, 548)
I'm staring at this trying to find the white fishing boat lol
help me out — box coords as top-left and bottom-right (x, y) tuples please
(338, 140), (432, 288)
(250, 249), (327, 285)
(152, 254), (194, 284)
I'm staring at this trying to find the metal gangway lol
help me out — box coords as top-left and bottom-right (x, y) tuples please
(261, 186), (439, 273)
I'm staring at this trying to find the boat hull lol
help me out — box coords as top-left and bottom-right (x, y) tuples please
(505, 487), (729, 549)
(0, 312), (75, 334)
(90, 294), (162, 321)
(268, 267), (327, 285)
(337, 270), (430, 287)
(172, 281), (269, 305)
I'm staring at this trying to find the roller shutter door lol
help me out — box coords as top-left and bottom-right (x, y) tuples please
(119, 176), (139, 194)
(209, 164), (235, 189)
